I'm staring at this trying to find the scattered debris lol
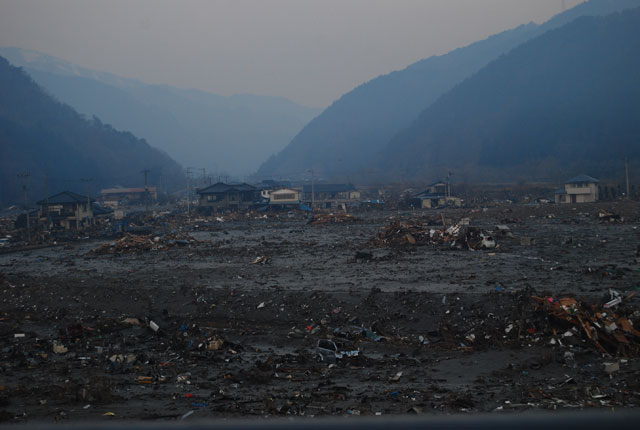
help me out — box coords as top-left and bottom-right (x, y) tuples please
(604, 361), (620, 374)
(310, 213), (358, 225)
(532, 295), (640, 356)
(2, 200), (640, 420)
(52, 341), (68, 354)
(251, 256), (269, 265)
(317, 339), (360, 362)
(369, 219), (497, 250)
(90, 233), (199, 255)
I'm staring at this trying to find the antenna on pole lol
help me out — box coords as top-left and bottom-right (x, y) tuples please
(18, 172), (31, 242)
(44, 171), (50, 227)
(141, 169), (150, 213)
(625, 158), (631, 200)
(81, 178), (93, 229)
(307, 169), (315, 210)
(186, 167), (195, 215)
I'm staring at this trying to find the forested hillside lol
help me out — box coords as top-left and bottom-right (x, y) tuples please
(0, 56), (183, 205)
(374, 8), (640, 182)
(257, 0), (640, 180)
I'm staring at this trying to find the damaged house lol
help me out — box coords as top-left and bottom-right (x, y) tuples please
(269, 188), (302, 207)
(302, 184), (360, 209)
(101, 187), (158, 207)
(415, 180), (461, 209)
(37, 191), (95, 230)
(196, 182), (258, 212)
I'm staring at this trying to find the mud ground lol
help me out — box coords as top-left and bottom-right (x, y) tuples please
(1, 201), (640, 423)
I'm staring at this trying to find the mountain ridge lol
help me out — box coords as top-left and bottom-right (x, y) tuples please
(256, 0), (640, 180)
(372, 8), (640, 183)
(0, 56), (184, 206)
(0, 46), (321, 177)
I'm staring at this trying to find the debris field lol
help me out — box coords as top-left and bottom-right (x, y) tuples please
(1, 201), (640, 423)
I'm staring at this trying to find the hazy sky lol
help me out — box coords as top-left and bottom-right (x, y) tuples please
(0, 0), (584, 107)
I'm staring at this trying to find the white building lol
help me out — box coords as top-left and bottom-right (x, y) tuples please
(555, 175), (599, 204)
(269, 188), (301, 206)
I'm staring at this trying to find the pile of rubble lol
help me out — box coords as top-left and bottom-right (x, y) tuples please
(369, 220), (496, 250)
(598, 210), (623, 223)
(90, 233), (199, 255)
(310, 213), (358, 225)
(532, 291), (640, 357)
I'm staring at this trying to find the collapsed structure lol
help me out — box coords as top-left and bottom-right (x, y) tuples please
(369, 219), (495, 250)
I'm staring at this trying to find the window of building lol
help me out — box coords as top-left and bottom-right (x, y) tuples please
(273, 193), (296, 200)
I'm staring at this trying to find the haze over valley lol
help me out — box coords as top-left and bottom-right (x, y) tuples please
(1, 0), (639, 197)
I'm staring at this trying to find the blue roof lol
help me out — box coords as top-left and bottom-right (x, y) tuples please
(565, 175), (599, 184)
(417, 193), (446, 199)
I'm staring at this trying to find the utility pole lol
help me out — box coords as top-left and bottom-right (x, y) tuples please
(141, 169), (150, 213)
(18, 173), (31, 242)
(201, 168), (206, 187)
(624, 158), (630, 199)
(310, 169), (315, 210)
(81, 178), (93, 229)
(186, 167), (194, 215)
(44, 171), (50, 227)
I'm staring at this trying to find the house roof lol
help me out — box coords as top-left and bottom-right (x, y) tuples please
(302, 183), (355, 193)
(255, 180), (292, 190)
(428, 180), (447, 187)
(37, 191), (94, 205)
(271, 188), (300, 194)
(197, 182), (256, 195)
(565, 175), (599, 184)
(101, 187), (157, 194)
(92, 202), (113, 215)
(417, 193), (446, 199)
